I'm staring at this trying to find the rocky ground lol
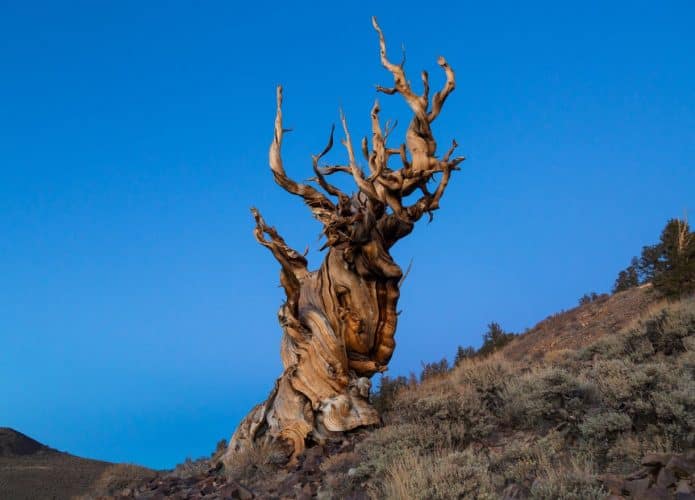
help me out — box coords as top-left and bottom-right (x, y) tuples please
(94, 433), (369, 499)
(91, 443), (695, 499)
(601, 452), (695, 499)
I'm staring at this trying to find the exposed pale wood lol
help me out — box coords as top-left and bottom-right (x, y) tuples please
(224, 17), (464, 465)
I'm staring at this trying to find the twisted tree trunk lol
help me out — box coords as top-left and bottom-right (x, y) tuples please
(224, 17), (464, 464)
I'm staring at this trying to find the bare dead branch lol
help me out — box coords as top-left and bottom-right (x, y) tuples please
(384, 119), (398, 140)
(251, 207), (308, 273)
(250, 207), (309, 311)
(339, 109), (381, 203)
(311, 125), (347, 200)
(398, 258), (414, 287)
(368, 100), (386, 180)
(269, 86), (336, 225)
(428, 56), (456, 123)
(375, 85), (398, 95)
(443, 139), (459, 162)
(360, 137), (369, 161)
(317, 165), (352, 175)
(371, 16), (427, 121)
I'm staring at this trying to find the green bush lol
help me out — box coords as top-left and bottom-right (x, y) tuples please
(371, 374), (409, 413)
(613, 258), (640, 293)
(614, 217), (695, 298)
(579, 411), (632, 443)
(479, 322), (516, 357)
(503, 367), (596, 428)
(420, 357), (450, 381)
(454, 345), (476, 366)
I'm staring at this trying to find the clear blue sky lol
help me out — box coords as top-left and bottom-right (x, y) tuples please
(1, 1), (693, 469)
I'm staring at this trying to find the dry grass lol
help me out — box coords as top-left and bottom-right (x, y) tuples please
(223, 439), (290, 485)
(379, 449), (495, 500)
(618, 292), (670, 332)
(529, 458), (606, 499)
(82, 463), (157, 498)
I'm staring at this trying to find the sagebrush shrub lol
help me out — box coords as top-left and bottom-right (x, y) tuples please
(502, 367), (596, 428)
(529, 459), (606, 500)
(378, 450), (495, 500)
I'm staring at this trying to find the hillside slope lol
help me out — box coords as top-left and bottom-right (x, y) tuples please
(0, 428), (55, 458)
(0, 429), (154, 500)
(230, 292), (691, 500)
(344, 294), (694, 499)
(502, 284), (657, 362)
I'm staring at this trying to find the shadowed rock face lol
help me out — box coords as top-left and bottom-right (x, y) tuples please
(600, 451), (695, 498)
(225, 16), (464, 464)
(0, 427), (54, 457)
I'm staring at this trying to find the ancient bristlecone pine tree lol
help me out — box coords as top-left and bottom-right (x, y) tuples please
(224, 17), (464, 463)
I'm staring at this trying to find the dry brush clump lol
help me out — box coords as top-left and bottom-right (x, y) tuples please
(527, 458), (607, 500)
(223, 439), (289, 484)
(81, 463), (157, 499)
(379, 449), (496, 500)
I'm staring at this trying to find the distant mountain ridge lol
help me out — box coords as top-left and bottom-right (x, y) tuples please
(0, 427), (56, 457)
(0, 428), (155, 500)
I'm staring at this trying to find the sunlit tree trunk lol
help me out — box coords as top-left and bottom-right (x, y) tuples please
(224, 17), (464, 464)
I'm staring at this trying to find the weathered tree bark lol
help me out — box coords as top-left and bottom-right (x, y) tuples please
(224, 17), (464, 464)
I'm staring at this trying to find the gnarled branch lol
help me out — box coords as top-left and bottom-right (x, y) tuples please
(269, 86), (336, 227)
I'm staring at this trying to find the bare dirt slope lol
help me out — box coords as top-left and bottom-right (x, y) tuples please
(501, 284), (658, 361)
(0, 428), (154, 500)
